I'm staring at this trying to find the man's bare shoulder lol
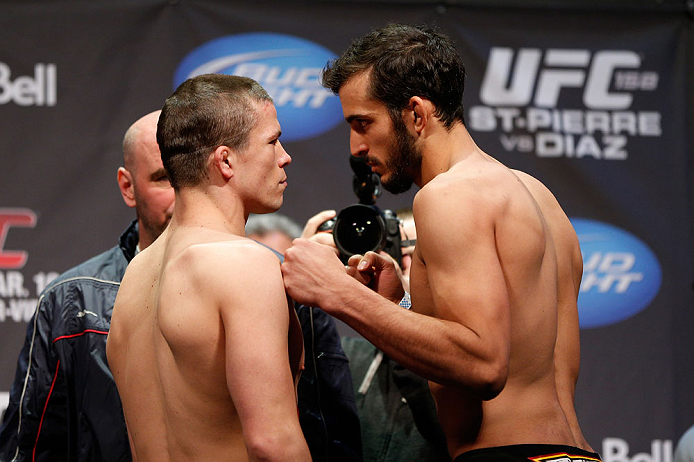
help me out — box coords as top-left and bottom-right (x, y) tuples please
(109, 248), (161, 348)
(158, 236), (288, 322)
(510, 170), (576, 234)
(183, 236), (279, 260)
(115, 247), (160, 304)
(172, 237), (283, 281)
(414, 160), (513, 219)
(510, 169), (560, 207)
(412, 161), (513, 262)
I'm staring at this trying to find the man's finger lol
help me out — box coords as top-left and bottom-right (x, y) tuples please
(308, 233), (339, 255)
(347, 253), (379, 274)
(301, 210), (337, 238)
(347, 253), (365, 269)
(346, 263), (372, 285)
(356, 251), (386, 271)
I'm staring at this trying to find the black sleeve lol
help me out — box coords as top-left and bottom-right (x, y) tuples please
(0, 293), (68, 462)
(296, 303), (363, 462)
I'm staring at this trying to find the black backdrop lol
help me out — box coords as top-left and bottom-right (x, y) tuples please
(1, 1), (692, 459)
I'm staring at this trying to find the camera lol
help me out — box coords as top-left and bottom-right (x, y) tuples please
(319, 156), (402, 265)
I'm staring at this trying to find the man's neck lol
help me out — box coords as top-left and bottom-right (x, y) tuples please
(136, 228), (152, 251)
(171, 186), (247, 237)
(417, 123), (481, 187)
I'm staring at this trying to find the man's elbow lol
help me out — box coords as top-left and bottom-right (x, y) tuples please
(478, 356), (508, 400)
(443, 359), (507, 400)
(478, 360), (508, 400)
(453, 358), (507, 401)
(245, 429), (310, 461)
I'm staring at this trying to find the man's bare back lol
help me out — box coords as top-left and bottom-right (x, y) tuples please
(408, 156), (590, 455)
(107, 73), (310, 462)
(108, 225), (304, 461)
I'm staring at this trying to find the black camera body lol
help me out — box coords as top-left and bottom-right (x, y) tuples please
(320, 156), (402, 265)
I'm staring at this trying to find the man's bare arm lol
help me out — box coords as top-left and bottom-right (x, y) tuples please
(282, 184), (511, 399)
(215, 243), (311, 461)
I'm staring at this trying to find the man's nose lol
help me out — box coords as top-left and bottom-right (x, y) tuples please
(350, 131), (368, 157)
(278, 141), (292, 166)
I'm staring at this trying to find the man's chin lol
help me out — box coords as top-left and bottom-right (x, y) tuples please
(253, 202), (283, 215)
(382, 176), (413, 195)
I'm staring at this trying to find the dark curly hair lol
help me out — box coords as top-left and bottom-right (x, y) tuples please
(322, 23), (466, 129)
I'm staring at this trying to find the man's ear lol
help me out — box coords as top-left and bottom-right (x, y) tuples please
(213, 145), (234, 180)
(117, 167), (136, 208)
(408, 96), (432, 135)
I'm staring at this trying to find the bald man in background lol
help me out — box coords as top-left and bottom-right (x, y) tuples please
(0, 111), (174, 462)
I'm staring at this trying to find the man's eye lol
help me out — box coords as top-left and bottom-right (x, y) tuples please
(352, 119), (368, 131)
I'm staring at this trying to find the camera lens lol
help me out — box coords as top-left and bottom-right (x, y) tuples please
(333, 205), (386, 257)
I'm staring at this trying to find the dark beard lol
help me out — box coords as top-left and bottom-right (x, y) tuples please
(380, 116), (422, 194)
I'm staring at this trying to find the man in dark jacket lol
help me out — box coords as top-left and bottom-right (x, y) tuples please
(0, 110), (174, 462)
(0, 110), (360, 461)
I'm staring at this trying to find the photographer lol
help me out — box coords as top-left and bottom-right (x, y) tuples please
(246, 212), (363, 462)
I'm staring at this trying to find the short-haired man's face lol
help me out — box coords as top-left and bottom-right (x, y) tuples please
(338, 72), (420, 194)
(130, 137), (175, 246)
(233, 100), (291, 215)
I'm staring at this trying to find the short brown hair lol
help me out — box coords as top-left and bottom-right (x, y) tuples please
(157, 74), (272, 190)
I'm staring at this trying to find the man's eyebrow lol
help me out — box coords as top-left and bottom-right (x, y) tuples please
(149, 168), (167, 180)
(345, 114), (368, 123)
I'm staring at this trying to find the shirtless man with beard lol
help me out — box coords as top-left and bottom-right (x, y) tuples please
(281, 24), (600, 462)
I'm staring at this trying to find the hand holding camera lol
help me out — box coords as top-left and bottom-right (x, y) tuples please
(318, 156), (403, 265)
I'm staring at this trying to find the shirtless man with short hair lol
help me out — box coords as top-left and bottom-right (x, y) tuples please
(107, 74), (311, 462)
(281, 24), (600, 462)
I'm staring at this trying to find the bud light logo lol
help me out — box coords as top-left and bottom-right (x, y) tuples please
(571, 218), (661, 328)
(174, 33), (342, 142)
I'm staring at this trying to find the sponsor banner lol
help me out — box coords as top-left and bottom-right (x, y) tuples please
(469, 47), (662, 160)
(602, 438), (673, 462)
(0, 62), (57, 107)
(572, 219), (662, 328)
(174, 33), (343, 142)
(0, 208), (58, 324)
(456, 13), (681, 167)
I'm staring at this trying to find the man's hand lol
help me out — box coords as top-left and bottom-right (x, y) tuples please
(301, 210), (336, 238)
(301, 210), (338, 254)
(282, 238), (348, 308)
(346, 251), (405, 304)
